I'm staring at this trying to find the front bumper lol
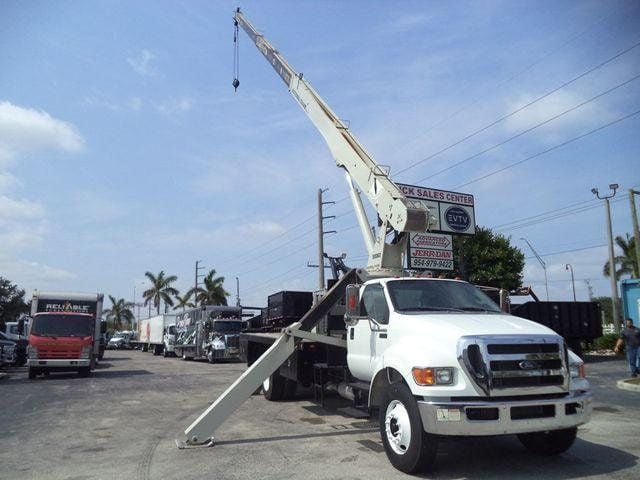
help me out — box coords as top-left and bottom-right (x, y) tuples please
(28, 358), (91, 368)
(417, 390), (592, 436)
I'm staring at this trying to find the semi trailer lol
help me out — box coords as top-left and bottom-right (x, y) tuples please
(177, 9), (592, 474)
(135, 314), (177, 356)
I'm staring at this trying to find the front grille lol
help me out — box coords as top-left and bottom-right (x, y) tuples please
(38, 348), (81, 359)
(459, 335), (568, 396)
(488, 343), (558, 354)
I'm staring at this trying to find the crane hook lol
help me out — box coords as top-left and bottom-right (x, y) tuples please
(232, 78), (240, 91)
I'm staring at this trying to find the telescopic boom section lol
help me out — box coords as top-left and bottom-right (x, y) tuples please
(234, 10), (431, 249)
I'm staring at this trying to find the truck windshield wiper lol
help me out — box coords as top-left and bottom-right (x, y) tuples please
(458, 306), (499, 312)
(399, 306), (465, 312)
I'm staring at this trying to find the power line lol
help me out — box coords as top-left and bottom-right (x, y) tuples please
(394, 38), (640, 178)
(400, 6), (627, 151)
(455, 108), (640, 189)
(416, 73), (640, 183)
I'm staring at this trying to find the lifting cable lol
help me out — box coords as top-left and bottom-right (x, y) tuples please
(232, 15), (240, 91)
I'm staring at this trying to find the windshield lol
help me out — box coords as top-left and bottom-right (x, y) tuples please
(212, 321), (241, 333)
(386, 280), (502, 313)
(31, 314), (94, 337)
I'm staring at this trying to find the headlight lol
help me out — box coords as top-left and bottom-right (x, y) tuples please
(81, 345), (92, 358)
(568, 349), (586, 378)
(27, 345), (38, 359)
(412, 367), (454, 386)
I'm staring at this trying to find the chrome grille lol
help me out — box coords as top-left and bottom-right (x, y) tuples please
(458, 335), (569, 396)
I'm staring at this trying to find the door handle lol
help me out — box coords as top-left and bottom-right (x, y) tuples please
(379, 333), (387, 339)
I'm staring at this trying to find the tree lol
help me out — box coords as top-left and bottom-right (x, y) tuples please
(452, 226), (525, 290)
(593, 296), (613, 325)
(174, 292), (195, 311)
(0, 277), (29, 331)
(603, 234), (638, 280)
(103, 295), (135, 331)
(142, 271), (179, 314)
(189, 269), (229, 306)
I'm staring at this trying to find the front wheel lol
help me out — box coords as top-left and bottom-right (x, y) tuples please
(78, 367), (91, 377)
(517, 427), (577, 455)
(263, 370), (287, 401)
(379, 383), (438, 474)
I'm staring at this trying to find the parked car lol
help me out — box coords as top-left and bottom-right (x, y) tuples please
(107, 331), (134, 349)
(0, 332), (27, 366)
(0, 335), (17, 367)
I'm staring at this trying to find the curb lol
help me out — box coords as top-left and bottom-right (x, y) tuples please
(617, 378), (640, 392)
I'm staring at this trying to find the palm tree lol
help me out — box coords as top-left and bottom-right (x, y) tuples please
(603, 234), (638, 280)
(174, 292), (195, 311)
(142, 270), (180, 314)
(189, 269), (229, 306)
(103, 295), (135, 331)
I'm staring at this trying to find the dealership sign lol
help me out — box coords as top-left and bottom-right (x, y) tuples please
(398, 183), (476, 235)
(408, 232), (453, 271)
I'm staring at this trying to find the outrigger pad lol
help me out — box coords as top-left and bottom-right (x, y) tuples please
(175, 437), (215, 449)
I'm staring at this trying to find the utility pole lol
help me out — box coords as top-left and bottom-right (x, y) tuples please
(584, 279), (594, 301)
(194, 260), (205, 306)
(235, 277), (241, 307)
(520, 237), (549, 300)
(592, 184), (620, 332)
(308, 188), (335, 290)
(565, 264), (576, 301)
(630, 189), (640, 277)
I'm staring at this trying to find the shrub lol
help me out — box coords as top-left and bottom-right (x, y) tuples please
(590, 333), (619, 351)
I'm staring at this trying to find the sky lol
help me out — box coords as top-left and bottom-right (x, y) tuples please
(1, 0), (639, 314)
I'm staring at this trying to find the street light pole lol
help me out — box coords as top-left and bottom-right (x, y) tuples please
(565, 264), (576, 301)
(630, 189), (640, 277)
(592, 184), (620, 332)
(520, 237), (549, 300)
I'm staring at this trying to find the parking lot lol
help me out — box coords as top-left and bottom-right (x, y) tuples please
(1, 350), (638, 480)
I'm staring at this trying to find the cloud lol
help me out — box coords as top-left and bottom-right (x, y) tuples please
(156, 97), (193, 117)
(127, 49), (157, 76)
(0, 256), (77, 293)
(502, 89), (613, 141)
(0, 101), (84, 165)
(0, 195), (44, 222)
(387, 13), (432, 34)
(0, 172), (21, 192)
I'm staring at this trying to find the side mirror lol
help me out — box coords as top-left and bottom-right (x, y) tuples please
(344, 284), (365, 326)
(368, 317), (385, 332)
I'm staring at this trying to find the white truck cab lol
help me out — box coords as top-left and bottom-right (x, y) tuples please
(345, 277), (591, 471)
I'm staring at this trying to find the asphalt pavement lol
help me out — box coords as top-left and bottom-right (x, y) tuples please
(0, 350), (638, 480)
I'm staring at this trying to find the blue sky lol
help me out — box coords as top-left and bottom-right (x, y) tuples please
(1, 0), (638, 312)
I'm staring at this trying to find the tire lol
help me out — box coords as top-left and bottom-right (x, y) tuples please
(182, 352), (191, 361)
(283, 379), (297, 400)
(98, 350), (104, 361)
(263, 370), (287, 401)
(78, 367), (91, 377)
(28, 367), (37, 380)
(153, 344), (163, 356)
(379, 382), (438, 474)
(207, 350), (216, 364)
(517, 427), (577, 455)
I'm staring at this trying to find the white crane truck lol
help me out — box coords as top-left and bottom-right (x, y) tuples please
(178, 9), (592, 473)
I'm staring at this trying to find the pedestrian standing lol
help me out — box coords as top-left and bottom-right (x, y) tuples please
(615, 318), (640, 377)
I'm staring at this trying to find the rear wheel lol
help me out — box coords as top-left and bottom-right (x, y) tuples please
(283, 379), (297, 400)
(207, 350), (216, 364)
(28, 367), (37, 380)
(78, 367), (91, 377)
(517, 427), (577, 455)
(263, 370), (287, 401)
(379, 383), (438, 474)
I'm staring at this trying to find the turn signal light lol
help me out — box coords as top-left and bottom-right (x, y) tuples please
(412, 367), (454, 386)
(412, 367), (435, 385)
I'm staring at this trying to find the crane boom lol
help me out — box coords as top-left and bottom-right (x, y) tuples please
(234, 9), (433, 272)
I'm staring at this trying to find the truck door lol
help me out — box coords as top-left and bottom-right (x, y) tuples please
(347, 283), (390, 381)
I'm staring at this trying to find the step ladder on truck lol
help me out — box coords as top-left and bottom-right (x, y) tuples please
(177, 9), (592, 474)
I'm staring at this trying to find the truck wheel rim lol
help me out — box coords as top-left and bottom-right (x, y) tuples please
(263, 377), (270, 393)
(385, 400), (411, 455)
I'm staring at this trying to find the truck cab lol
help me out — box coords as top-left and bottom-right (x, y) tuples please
(27, 312), (95, 378)
(345, 277), (591, 471)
